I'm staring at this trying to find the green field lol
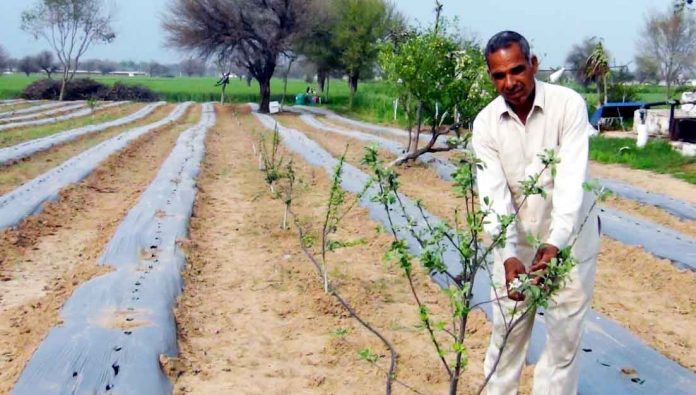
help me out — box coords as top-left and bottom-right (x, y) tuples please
(0, 74), (402, 125)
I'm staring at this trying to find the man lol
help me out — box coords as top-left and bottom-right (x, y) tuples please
(472, 31), (601, 394)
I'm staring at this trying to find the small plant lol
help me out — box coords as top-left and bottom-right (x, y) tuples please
(358, 348), (381, 364)
(86, 97), (98, 116)
(362, 142), (606, 394)
(255, 138), (399, 394)
(331, 327), (350, 338)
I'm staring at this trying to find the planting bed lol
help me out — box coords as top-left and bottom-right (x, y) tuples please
(0, 102), (164, 166)
(0, 101), (127, 132)
(0, 101), (71, 119)
(282, 110), (696, 368)
(0, 104), (203, 393)
(0, 102), (86, 124)
(1, 102), (694, 394)
(257, 111), (696, 393)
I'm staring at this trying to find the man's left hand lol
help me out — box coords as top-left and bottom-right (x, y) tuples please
(528, 244), (559, 284)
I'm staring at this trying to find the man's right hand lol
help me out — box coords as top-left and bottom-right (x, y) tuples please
(504, 257), (526, 301)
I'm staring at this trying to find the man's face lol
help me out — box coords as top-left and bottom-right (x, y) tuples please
(487, 43), (539, 108)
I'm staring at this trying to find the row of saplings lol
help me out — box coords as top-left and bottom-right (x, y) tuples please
(254, 121), (609, 394)
(20, 78), (159, 102)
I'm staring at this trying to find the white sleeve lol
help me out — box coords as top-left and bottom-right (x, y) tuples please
(546, 95), (589, 249)
(472, 116), (518, 261)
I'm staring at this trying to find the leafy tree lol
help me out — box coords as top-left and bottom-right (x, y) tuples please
(35, 50), (57, 79)
(379, 21), (494, 164)
(292, 1), (341, 94)
(21, 0), (116, 100)
(163, 0), (312, 113)
(636, 4), (696, 96)
(585, 41), (610, 106)
(332, 0), (399, 105)
(18, 55), (40, 76)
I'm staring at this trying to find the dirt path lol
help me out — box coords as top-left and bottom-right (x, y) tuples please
(173, 107), (534, 394)
(277, 112), (696, 372)
(0, 104), (174, 195)
(0, 105), (201, 393)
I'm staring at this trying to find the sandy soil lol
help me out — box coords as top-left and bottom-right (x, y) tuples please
(172, 106), (535, 394)
(0, 104), (201, 393)
(0, 104), (175, 195)
(275, 112), (696, 372)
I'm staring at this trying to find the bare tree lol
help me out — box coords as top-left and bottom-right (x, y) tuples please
(636, 5), (696, 96)
(35, 50), (57, 79)
(0, 45), (9, 73)
(147, 61), (169, 77)
(21, 0), (116, 100)
(18, 55), (40, 76)
(180, 57), (206, 76)
(164, 0), (312, 113)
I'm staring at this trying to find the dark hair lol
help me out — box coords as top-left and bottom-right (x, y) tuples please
(485, 31), (531, 63)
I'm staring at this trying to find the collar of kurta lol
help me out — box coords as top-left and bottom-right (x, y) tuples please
(494, 79), (546, 120)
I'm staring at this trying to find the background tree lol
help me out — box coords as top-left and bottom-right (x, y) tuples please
(21, 0), (115, 100)
(565, 36), (602, 88)
(35, 50), (57, 79)
(18, 55), (40, 76)
(585, 41), (611, 106)
(636, 5), (696, 97)
(0, 45), (9, 73)
(332, 0), (399, 106)
(379, 17), (494, 164)
(96, 59), (117, 75)
(634, 55), (660, 83)
(164, 0), (312, 113)
(180, 57), (206, 77)
(147, 61), (169, 77)
(293, 1), (341, 95)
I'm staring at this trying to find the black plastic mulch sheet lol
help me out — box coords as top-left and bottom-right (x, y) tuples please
(12, 103), (215, 395)
(0, 102), (192, 231)
(0, 102), (166, 165)
(0, 101), (127, 132)
(254, 110), (696, 395)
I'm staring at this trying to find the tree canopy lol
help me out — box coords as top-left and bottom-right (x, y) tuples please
(163, 0), (312, 113)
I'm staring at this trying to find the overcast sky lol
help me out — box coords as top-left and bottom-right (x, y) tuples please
(0, 0), (668, 68)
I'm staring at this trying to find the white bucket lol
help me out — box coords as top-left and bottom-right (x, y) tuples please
(636, 124), (649, 148)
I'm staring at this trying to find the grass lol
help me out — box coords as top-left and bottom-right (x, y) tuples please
(0, 103), (143, 148)
(590, 136), (696, 184)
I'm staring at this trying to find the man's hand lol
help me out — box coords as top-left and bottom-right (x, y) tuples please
(504, 257), (526, 301)
(529, 244), (560, 284)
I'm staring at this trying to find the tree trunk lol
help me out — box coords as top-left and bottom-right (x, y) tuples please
(603, 75), (608, 105)
(59, 67), (69, 101)
(410, 101), (423, 155)
(348, 73), (359, 108)
(259, 77), (272, 113)
(246, 75), (253, 87)
(317, 70), (328, 93)
(220, 84), (226, 105)
(326, 76), (331, 102)
(281, 58), (295, 106)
